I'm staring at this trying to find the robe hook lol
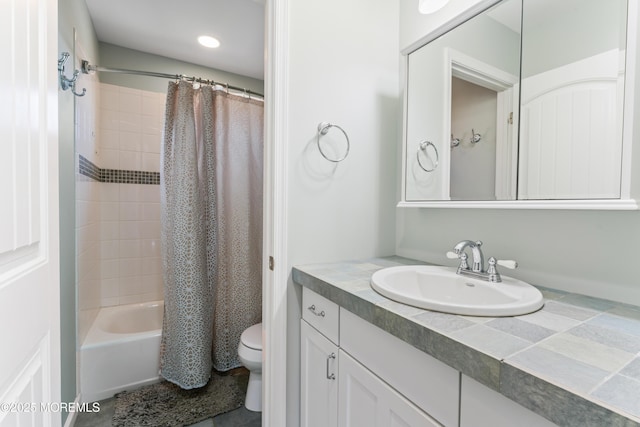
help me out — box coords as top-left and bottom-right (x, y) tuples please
(58, 52), (86, 97)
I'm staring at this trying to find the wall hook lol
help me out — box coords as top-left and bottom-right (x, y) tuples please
(470, 128), (481, 144)
(451, 134), (461, 148)
(58, 52), (86, 97)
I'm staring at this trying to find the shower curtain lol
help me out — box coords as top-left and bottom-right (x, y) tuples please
(160, 81), (263, 389)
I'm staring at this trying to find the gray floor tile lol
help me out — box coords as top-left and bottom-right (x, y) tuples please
(213, 406), (261, 427)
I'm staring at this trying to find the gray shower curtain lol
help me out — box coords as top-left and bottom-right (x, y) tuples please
(160, 81), (263, 389)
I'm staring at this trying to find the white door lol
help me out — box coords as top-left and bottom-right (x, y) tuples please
(338, 350), (441, 427)
(300, 320), (338, 427)
(0, 0), (61, 425)
(518, 49), (623, 200)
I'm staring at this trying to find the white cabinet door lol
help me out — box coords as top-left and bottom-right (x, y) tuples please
(338, 350), (442, 427)
(460, 375), (558, 427)
(0, 0), (61, 426)
(301, 320), (339, 427)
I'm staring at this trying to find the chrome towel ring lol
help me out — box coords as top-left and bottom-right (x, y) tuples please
(417, 140), (439, 172)
(317, 122), (350, 162)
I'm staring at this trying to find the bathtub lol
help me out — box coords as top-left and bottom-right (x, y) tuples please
(80, 301), (163, 403)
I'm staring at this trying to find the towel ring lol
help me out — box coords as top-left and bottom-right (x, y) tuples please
(317, 122), (350, 162)
(416, 140), (439, 172)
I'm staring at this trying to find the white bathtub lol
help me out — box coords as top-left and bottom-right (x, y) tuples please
(80, 301), (163, 403)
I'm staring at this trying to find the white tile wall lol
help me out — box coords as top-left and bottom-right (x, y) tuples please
(98, 84), (164, 173)
(97, 83), (166, 307)
(77, 82), (167, 344)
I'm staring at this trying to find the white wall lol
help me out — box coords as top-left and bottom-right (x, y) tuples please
(450, 77), (497, 200)
(521, 0), (625, 78)
(75, 43), (101, 345)
(98, 43), (264, 95)
(397, 0), (640, 306)
(58, 0), (100, 415)
(285, 0), (400, 424)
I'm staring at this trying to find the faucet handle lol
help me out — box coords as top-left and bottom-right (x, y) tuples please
(448, 251), (470, 271)
(497, 259), (518, 269)
(446, 251), (459, 259)
(485, 257), (518, 283)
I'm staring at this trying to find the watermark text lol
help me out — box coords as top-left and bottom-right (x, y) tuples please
(0, 402), (100, 413)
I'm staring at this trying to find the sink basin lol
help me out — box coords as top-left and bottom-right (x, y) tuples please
(370, 265), (544, 317)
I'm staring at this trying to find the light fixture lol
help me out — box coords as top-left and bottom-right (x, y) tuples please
(198, 35), (220, 49)
(418, 0), (450, 14)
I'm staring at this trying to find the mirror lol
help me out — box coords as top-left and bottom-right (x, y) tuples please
(404, 0), (628, 202)
(519, 0), (627, 200)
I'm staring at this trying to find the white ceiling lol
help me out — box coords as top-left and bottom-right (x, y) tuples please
(84, 0), (265, 80)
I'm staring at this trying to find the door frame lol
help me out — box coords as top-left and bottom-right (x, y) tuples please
(444, 48), (519, 200)
(263, 0), (289, 425)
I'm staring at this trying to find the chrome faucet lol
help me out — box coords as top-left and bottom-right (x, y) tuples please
(453, 240), (484, 273)
(447, 240), (518, 283)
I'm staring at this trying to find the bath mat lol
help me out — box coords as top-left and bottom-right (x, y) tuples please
(112, 369), (247, 426)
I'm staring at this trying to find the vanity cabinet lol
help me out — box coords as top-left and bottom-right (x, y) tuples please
(301, 289), (340, 427)
(301, 288), (458, 427)
(460, 375), (558, 427)
(300, 320), (338, 427)
(338, 350), (441, 427)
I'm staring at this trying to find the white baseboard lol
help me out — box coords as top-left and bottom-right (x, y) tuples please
(63, 394), (81, 427)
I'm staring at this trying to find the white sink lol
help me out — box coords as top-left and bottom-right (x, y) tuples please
(370, 265), (544, 317)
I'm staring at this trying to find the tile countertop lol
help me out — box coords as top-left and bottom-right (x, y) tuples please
(292, 256), (640, 427)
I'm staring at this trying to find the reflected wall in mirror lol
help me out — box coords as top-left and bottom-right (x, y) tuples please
(518, 0), (627, 200)
(404, 0), (629, 202)
(405, 0), (521, 201)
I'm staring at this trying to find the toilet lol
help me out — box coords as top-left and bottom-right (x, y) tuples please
(238, 323), (263, 412)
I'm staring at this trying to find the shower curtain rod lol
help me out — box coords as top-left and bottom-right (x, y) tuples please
(80, 60), (264, 99)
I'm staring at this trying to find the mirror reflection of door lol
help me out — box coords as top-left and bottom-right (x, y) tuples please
(448, 51), (518, 201)
(404, 0), (521, 201)
(518, 0), (627, 200)
(450, 77), (497, 200)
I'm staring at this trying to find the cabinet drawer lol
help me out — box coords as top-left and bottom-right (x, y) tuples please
(302, 287), (339, 345)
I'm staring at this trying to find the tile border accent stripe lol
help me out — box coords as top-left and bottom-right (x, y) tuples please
(79, 154), (160, 185)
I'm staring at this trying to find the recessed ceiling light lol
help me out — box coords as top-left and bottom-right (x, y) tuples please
(198, 35), (220, 48)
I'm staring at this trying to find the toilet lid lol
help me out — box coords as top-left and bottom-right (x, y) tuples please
(240, 323), (262, 351)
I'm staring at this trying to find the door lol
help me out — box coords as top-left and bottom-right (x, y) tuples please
(338, 350), (441, 427)
(518, 49), (623, 200)
(300, 320), (338, 427)
(0, 0), (61, 425)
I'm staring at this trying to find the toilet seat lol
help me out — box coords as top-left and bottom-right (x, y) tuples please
(240, 323), (262, 351)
